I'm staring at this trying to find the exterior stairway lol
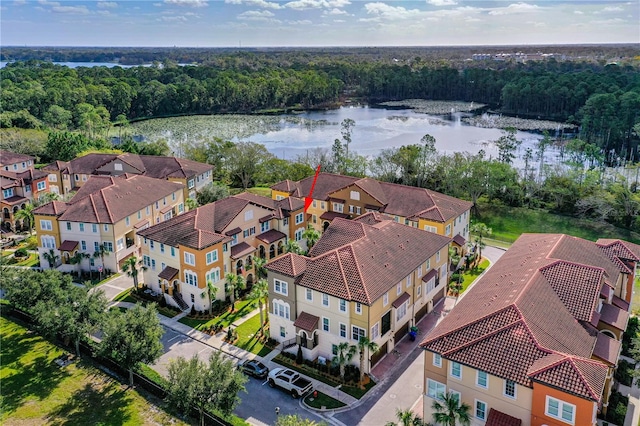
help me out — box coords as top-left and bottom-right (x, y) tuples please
(172, 292), (190, 311)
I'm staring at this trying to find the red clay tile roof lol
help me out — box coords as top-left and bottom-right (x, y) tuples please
(225, 227), (242, 236)
(593, 332), (622, 366)
(301, 218), (451, 304)
(352, 178), (387, 204)
(0, 150), (34, 166)
(138, 208), (229, 251)
(59, 240), (79, 252)
(529, 356), (607, 401)
(422, 268), (438, 282)
(392, 292), (410, 308)
(486, 408), (522, 426)
(134, 219), (149, 229)
(452, 234), (466, 246)
(158, 266), (179, 281)
(597, 239), (640, 262)
(599, 303), (629, 330)
(421, 233), (629, 402)
(57, 175), (183, 224)
(33, 201), (68, 216)
(270, 179), (298, 193)
(2, 195), (28, 205)
(230, 242), (256, 259)
(294, 311), (320, 332)
(319, 211), (350, 221)
(256, 229), (287, 244)
(613, 295), (630, 311)
(265, 253), (308, 277)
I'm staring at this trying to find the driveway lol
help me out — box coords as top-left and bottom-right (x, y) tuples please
(91, 274), (132, 301)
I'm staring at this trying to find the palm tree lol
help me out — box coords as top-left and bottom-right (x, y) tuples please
(432, 392), (471, 426)
(122, 255), (146, 290)
(385, 408), (427, 426)
(357, 336), (378, 388)
(43, 249), (60, 269)
(93, 244), (109, 280)
(332, 341), (357, 382)
(248, 278), (269, 332)
(13, 203), (35, 234)
(470, 223), (492, 264)
(225, 272), (245, 312)
(302, 224), (321, 251)
(69, 251), (90, 278)
(253, 256), (267, 280)
(206, 280), (218, 315)
(285, 239), (303, 255)
(185, 198), (198, 211)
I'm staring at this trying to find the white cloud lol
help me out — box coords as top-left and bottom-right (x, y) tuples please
(590, 17), (625, 24)
(38, 0), (60, 6)
(333, 18), (345, 22)
(52, 5), (89, 14)
(164, 0), (208, 7)
(574, 10), (583, 15)
(160, 14), (188, 21)
(287, 19), (312, 24)
(488, 2), (540, 16)
(238, 9), (274, 17)
(324, 7), (347, 15)
(603, 6), (623, 12)
(13, 0), (26, 5)
(97, 1), (118, 9)
(225, 0), (282, 9)
(427, 0), (457, 6)
(364, 2), (421, 19)
(153, 3), (162, 6)
(284, 0), (350, 11)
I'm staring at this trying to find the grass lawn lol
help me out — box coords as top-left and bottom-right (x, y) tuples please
(632, 276), (640, 315)
(233, 313), (272, 357)
(12, 253), (39, 267)
(0, 316), (191, 426)
(111, 289), (180, 318)
(477, 203), (640, 244)
(459, 259), (490, 294)
(113, 288), (137, 303)
(246, 187), (272, 197)
(304, 391), (345, 409)
(179, 299), (256, 330)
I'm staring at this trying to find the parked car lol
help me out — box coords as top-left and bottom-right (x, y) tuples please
(267, 367), (313, 398)
(239, 359), (269, 379)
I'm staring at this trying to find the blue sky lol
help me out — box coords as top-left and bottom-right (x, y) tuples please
(1, 0), (638, 47)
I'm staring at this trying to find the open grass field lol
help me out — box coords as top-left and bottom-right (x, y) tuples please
(233, 313), (272, 357)
(0, 316), (190, 426)
(477, 203), (640, 244)
(632, 276), (640, 316)
(459, 259), (490, 294)
(178, 299), (256, 330)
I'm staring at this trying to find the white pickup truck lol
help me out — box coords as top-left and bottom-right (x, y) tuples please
(267, 367), (314, 398)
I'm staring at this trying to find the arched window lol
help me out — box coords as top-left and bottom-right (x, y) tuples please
(236, 259), (243, 275)
(259, 245), (266, 259)
(277, 241), (284, 255)
(269, 244), (276, 259)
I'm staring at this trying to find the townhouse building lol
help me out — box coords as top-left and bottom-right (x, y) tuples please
(1, 150), (49, 232)
(271, 173), (472, 252)
(137, 192), (306, 311)
(420, 233), (639, 426)
(42, 152), (212, 202)
(33, 174), (184, 274)
(265, 213), (452, 372)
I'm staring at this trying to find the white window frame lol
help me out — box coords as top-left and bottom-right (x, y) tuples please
(339, 323), (347, 338)
(355, 302), (362, 314)
(184, 270), (198, 287)
(322, 317), (330, 332)
(427, 379), (446, 400)
(450, 361), (462, 379)
(333, 202), (344, 213)
(383, 293), (389, 306)
(475, 400), (487, 421)
(339, 299), (347, 312)
(352, 326), (365, 341)
(274, 279), (288, 296)
(322, 293), (329, 307)
(272, 300), (290, 320)
(350, 190), (360, 200)
(396, 301), (407, 322)
(206, 249), (218, 265)
(244, 209), (253, 221)
(436, 250), (441, 262)
(40, 219), (52, 231)
(184, 251), (196, 266)
(37, 181), (46, 191)
(295, 212), (303, 225)
(504, 379), (517, 399)
(41, 235), (56, 249)
(396, 283), (402, 295)
(306, 288), (313, 301)
(476, 370), (488, 389)
(450, 389), (461, 404)
(433, 353), (442, 367)
(371, 322), (379, 340)
(545, 396), (575, 425)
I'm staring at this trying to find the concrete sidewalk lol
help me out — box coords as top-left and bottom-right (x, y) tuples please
(109, 300), (359, 408)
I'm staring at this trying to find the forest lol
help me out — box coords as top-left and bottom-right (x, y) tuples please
(1, 50), (639, 161)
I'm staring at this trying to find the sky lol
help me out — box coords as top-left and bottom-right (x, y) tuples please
(1, 0), (638, 47)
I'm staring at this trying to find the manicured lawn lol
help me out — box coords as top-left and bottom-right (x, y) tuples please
(459, 259), (490, 294)
(112, 289), (181, 318)
(179, 299), (256, 330)
(233, 313), (272, 356)
(113, 288), (137, 303)
(304, 391), (345, 409)
(477, 203), (640, 244)
(632, 276), (640, 315)
(0, 316), (190, 426)
(14, 253), (39, 267)
(247, 187), (272, 197)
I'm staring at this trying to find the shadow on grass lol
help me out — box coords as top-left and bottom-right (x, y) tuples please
(46, 377), (133, 426)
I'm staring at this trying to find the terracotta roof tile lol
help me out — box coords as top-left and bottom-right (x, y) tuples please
(256, 229), (286, 244)
(593, 332), (622, 366)
(293, 311), (319, 332)
(158, 266), (179, 281)
(319, 211), (350, 221)
(59, 240), (79, 252)
(33, 201), (68, 216)
(230, 241), (256, 259)
(392, 292), (410, 308)
(599, 303), (629, 330)
(0, 150), (34, 166)
(265, 253), (308, 277)
(612, 295), (630, 311)
(486, 408), (522, 426)
(529, 356), (607, 401)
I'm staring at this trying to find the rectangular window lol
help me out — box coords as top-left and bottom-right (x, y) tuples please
(352, 326), (365, 341)
(295, 213), (303, 225)
(117, 238), (124, 251)
(188, 179), (195, 189)
(184, 252), (196, 266)
(184, 271), (198, 286)
(41, 236), (56, 249)
(40, 220), (52, 231)
(355, 302), (362, 314)
(504, 379), (516, 399)
(306, 288), (312, 301)
(143, 255), (151, 267)
(160, 243), (165, 254)
(261, 221), (270, 233)
(396, 301), (407, 322)
(90, 258), (95, 266)
(381, 311), (391, 335)
(339, 323), (347, 338)
(206, 249), (218, 265)
(355, 206), (361, 214)
(146, 206), (150, 215)
(545, 396), (575, 424)
(339, 299), (347, 312)
(322, 317), (329, 332)
(417, 284), (422, 296)
(2, 188), (14, 198)
(103, 242), (113, 252)
(450, 362), (461, 379)
(81, 240), (86, 250)
(406, 274), (412, 287)
(333, 202), (344, 213)
(66, 222), (72, 231)
(244, 209), (254, 221)
(273, 301), (290, 319)
(433, 353), (442, 367)
(417, 265), (423, 278)
(178, 203), (184, 213)
(295, 228), (304, 241)
(427, 379), (446, 400)
(436, 250), (441, 262)
(94, 241), (100, 251)
(274, 279), (288, 296)
(48, 174), (57, 182)
(172, 192), (176, 201)
(280, 326), (286, 338)
(383, 293), (389, 306)
(426, 259), (430, 270)
(450, 390), (461, 404)
(151, 259), (156, 270)
(138, 211), (141, 220)
(322, 293), (329, 307)
(350, 190), (360, 200)
(171, 246), (176, 257)
(79, 223), (85, 232)
(125, 216), (130, 226)
(37, 181), (46, 191)
(104, 224), (109, 232)
(150, 241), (155, 250)
(424, 225), (437, 233)
(349, 205), (355, 214)
(371, 322), (379, 340)
(445, 224), (452, 236)
(92, 223), (97, 233)
(397, 283), (402, 295)
(477, 371), (488, 388)
(283, 217), (289, 226)
(475, 400), (487, 421)
(206, 269), (220, 284)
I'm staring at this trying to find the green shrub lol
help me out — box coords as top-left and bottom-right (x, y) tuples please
(614, 359), (635, 386)
(14, 248), (28, 258)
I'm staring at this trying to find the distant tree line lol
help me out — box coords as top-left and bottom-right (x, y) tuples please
(1, 58), (638, 160)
